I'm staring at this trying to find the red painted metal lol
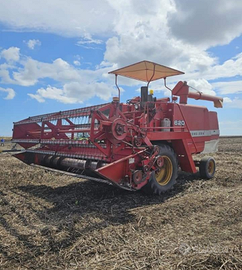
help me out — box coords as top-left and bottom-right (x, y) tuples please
(12, 62), (222, 191)
(172, 81), (223, 108)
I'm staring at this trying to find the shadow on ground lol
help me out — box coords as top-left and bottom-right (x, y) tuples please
(18, 170), (201, 225)
(0, 171), (200, 267)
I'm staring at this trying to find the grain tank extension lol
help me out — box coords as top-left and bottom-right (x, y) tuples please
(12, 61), (223, 195)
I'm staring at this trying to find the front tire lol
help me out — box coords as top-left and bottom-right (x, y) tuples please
(142, 144), (178, 195)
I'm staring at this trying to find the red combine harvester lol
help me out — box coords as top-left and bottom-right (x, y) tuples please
(12, 61), (223, 195)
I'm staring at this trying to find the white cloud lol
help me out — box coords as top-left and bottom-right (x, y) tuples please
(1, 0), (241, 74)
(28, 93), (45, 103)
(28, 82), (116, 103)
(103, 0), (217, 73)
(0, 0), (116, 37)
(179, 52), (242, 83)
(1, 1), (242, 139)
(206, 53), (242, 80)
(0, 46), (119, 104)
(103, 0), (242, 86)
(0, 87), (16, 99)
(76, 33), (102, 45)
(28, 86), (80, 104)
(223, 97), (242, 109)
(12, 57), (83, 86)
(26, 39), (41, 49)
(0, 45), (241, 105)
(212, 80), (242, 95)
(0, 47), (20, 62)
(223, 97), (232, 103)
(73, 60), (81, 66)
(187, 79), (216, 96)
(0, 68), (14, 84)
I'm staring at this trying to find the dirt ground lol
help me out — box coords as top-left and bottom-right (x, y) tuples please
(0, 138), (241, 270)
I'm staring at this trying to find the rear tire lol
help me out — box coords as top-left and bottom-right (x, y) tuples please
(199, 156), (216, 179)
(142, 144), (178, 195)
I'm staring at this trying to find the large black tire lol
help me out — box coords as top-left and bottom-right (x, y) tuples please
(199, 156), (216, 179)
(142, 144), (178, 195)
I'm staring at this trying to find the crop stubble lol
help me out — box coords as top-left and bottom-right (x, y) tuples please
(0, 137), (241, 269)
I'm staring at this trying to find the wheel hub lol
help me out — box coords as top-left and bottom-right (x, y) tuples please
(155, 156), (173, 186)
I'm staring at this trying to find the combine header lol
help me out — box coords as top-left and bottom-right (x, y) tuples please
(12, 61), (223, 194)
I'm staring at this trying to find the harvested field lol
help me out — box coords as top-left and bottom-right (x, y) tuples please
(0, 137), (241, 269)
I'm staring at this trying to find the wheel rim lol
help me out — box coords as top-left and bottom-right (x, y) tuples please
(208, 160), (215, 175)
(155, 156), (173, 186)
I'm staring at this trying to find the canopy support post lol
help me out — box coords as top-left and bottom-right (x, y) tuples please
(115, 74), (120, 102)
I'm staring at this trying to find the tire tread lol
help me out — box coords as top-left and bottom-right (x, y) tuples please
(142, 144), (178, 195)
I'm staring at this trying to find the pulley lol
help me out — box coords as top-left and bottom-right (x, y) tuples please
(111, 118), (128, 141)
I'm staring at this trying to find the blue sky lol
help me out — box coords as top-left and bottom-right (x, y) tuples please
(0, 0), (242, 136)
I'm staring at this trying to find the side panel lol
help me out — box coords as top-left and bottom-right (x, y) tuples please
(148, 103), (220, 172)
(177, 104), (219, 154)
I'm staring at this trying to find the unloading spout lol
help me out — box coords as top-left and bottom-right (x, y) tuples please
(172, 81), (223, 108)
